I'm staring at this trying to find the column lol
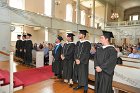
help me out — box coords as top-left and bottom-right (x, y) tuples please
(51, 0), (55, 17)
(92, 0), (95, 28)
(76, 0), (80, 24)
(105, 2), (108, 26)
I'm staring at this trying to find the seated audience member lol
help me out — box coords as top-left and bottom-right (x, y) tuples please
(48, 43), (54, 51)
(38, 43), (44, 51)
(116, 46), (123, 64)
(125, 47), (133, 55)
(137, 43), (140, 51)
(43, 44), (49, 65)
(90, 44), (96, 60)
(128, 47), (140, 59)
(116, 46), (123, 57)
(33, 43), (38, 51)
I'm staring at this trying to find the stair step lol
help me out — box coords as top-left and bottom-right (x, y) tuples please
(14, 76), (24, 88)
(0, 70), (10, 86)
(0, 70), (5, 81)
(0, 69), (24, 88)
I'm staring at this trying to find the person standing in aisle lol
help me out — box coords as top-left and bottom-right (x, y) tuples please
(52, 36), (63, 79)
(94, 31), (117, 93)
(73, 30), (91, 93)
(61, 33), (75, 87)
(24, 33), (33, 66)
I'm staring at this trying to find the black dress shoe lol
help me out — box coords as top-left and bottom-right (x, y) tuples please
(69, 84), (73, 88)
(84, 90), (87, 93)
(73, 86), (82, 90)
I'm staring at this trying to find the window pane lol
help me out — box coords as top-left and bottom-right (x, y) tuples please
(44, 0), (52, 16)
(66, 4), (73, 22)
(9, 0), (25, 9)
(81, 10), (85, 25)
(132, 15), (138, 21)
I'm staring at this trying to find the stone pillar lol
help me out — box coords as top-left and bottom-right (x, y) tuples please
(92, 0), (95, 28)
(76, 0), (80, 24)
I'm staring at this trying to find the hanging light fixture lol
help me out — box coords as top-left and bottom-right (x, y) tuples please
(111, 0), (119, 20)
(55, 1), (60, 5)
(88, 4), (92, 18)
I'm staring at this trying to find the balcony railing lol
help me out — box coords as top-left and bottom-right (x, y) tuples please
(106, 20), (140, 27)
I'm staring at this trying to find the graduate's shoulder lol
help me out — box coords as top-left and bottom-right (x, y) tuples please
(106, 46), (117, 52)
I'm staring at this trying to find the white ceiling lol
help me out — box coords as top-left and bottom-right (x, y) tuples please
(104, 0), (140, 10)
(74, 0), (140, 10)
(80, 0), (103, 8)
(73, 0), (103, 8)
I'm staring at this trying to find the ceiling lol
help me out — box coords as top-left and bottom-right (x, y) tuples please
(80, 0), (103, 8)
(73, 0), (103, 8)
(74, 0), (140, 10)
(103, 0), (140, 10)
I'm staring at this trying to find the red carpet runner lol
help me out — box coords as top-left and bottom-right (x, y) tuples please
(14, 66), (54, 86)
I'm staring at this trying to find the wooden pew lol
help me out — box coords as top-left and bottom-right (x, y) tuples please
(88, 60), (140, 93)
(88, 74), (140, 93)
(121, 57), (140, 68)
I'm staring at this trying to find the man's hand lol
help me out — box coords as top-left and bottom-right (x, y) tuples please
(76, 59), (80, 65)
(96, 66), (102, 72)
(24, 49), (26, 52)
(61, 55), (65, 60)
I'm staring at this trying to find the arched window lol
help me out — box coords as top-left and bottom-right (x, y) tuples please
(44, 0), (52, 17)
(9, 0), (25, 9)
(81, 10), (86, 25)
(66, 4), (73, 22)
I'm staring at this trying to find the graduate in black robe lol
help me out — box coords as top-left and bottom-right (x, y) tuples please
(94, 31), (117, 93)
(24, 33), (33, 66)
(21, 35), (26, 64)
(73, 30), (91, 93)
(15, 35), (22, 59)
(61, 33), (75, 87)
(52, 36), (63, 79)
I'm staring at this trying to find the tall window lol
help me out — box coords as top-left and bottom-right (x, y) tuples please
(81, 10), (86, 25)
(9, 0), (25, 9)
(66, 4), (73, 22)
(133, 15), (139, 21)
(44, 0), (52, 17)
(11, 26), (23, 41)
(129, 15), (139, 21)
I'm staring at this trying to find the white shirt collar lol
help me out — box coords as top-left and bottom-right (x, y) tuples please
(80, 40), (90, 43)
(56, 43), (61, 45)
(66, 41), (75, 44)
(102, 45), (114, 49)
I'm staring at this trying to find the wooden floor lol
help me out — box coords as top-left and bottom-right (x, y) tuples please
(0, 61), (94, 93)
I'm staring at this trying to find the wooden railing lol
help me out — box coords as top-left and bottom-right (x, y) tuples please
(106, 20), (140, 27)
(0, 51), (9, 56)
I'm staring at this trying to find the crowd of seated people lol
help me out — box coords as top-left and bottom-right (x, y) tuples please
(32, 42), (55, 65)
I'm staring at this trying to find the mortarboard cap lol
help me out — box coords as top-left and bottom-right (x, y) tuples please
(22, 35), (26, 37)
(102, 31), (114, 39)
(27, 33), (32, 36)
(17, 35), (21, 37)
(79, 30), (88, 35)
(67, 33), (75, 37)
(57, 36), (63, 41)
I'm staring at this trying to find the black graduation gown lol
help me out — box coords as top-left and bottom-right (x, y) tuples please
(24, 40), (33, 65)
(52, 44), (62, 76)
(94, 46), (117, 93)
(15, 40), (22, 58)
(21, 40), (26, 60)
(62, 43), (75, 80)
(73, 41), (91, 86)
